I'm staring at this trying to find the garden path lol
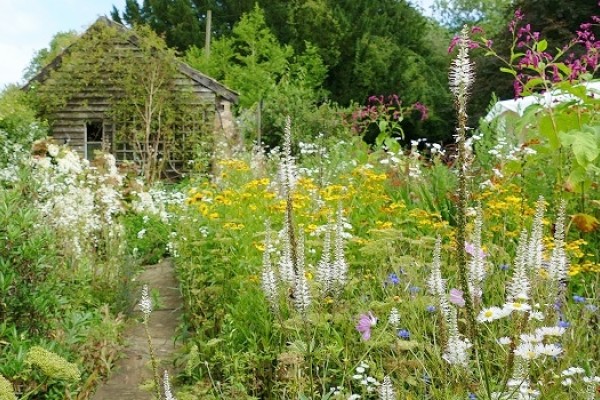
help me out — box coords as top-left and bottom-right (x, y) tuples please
(92, 258), (181, 400)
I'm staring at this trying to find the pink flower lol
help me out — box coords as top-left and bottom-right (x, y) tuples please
(356, 312), (377, 341)
(449, 288), (465, 307)
(465, 242), (487, 258)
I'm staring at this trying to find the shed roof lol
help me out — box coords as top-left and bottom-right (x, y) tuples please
(25, 16), (239, 104)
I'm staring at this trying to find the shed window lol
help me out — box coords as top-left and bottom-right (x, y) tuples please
(85, 121), (104, 160)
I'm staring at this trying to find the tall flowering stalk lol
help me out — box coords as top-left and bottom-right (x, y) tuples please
(163, 370), (176, 400)
(468, 205), (486, 304)
(140, 285), (162, 400)
(450, 25), (478, 340)
(294, 230), (311, 313)
(281, 117), (298, 278)
(332, 203), (349, 289)
(449, 25), (492, 398)
(427, 236), (450, 347)
(261, 220), (279, 311)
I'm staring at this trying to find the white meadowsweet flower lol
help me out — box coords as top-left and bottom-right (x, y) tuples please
(388, 308), (400, 327)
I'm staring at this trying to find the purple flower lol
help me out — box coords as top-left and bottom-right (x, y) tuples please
(426, 305), (436, 313)
(356, 312), (377, 341)
(413, 102), (429, 121)
(573, 295), (586, 303)
(558, 320), (570, 329)
(386, 273), (400, 286)
(465, 242), (487, 258)
(499, 263), (510, 271)
(449, 288), (465, 307)
(448, 35), (460, 53)
(409, 286), (421, 296)
(397, 329), (410, 340)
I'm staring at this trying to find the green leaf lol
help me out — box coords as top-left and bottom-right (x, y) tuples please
(499, 67), (517, 77)
(560, 128), (600, 166)
(536, 39), (548, 52)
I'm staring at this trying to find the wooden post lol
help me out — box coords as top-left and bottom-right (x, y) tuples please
(205, 10), (212, 59)
(257, 98), (263, 145)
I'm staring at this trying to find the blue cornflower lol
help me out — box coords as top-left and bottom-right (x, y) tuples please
(499, 263), (509, 271)
(573, 295), (586, 303)
(387, 272), (400, 285)
(468, 393), (477, 400)
(558, 320), (570, 328)
(426, 305), (436, 313)
(409, 286), (420, 296)
(397, 329), (410, 340)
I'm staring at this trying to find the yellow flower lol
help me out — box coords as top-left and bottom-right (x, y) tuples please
(25, 347), (80, 382)
(0, 374), (16, 400)
(223, 222), (244, 231)
(209, 212), (220, 219)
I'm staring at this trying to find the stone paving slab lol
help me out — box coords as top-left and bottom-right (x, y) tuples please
(91, 259), (181, 400)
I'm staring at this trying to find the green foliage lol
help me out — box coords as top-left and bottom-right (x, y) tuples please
(23, 30), (78, 82)
(0, 86), (47, 157)
(186, 5), (331, 147)
(122, 213), (170, 265)
(0, 182), (61, 334)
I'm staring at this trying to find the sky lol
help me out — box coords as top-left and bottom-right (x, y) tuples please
(0, 0), (436, 89)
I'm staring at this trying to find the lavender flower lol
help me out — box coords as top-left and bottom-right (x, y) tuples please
(449, 288), (465, 307)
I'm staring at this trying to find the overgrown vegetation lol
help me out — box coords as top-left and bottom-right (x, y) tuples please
(1, 1), (600, 399)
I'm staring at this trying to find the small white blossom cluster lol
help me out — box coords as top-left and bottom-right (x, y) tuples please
(131, 186), (184, 224)
(351, 362), (380, 396)
(28, 142), (125, 260)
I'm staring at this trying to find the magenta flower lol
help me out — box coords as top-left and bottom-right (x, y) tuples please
(356, 312), (378, 341)
(449, 288), (465, 307)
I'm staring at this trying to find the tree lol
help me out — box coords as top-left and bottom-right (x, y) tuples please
(24, 31), (79, 82)
(111, 0), (203, 51)
(186, 5), (329, 146)
(433, 0), (512, 34)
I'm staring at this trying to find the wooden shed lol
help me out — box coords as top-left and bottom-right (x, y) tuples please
(25, 17), (238, 178)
